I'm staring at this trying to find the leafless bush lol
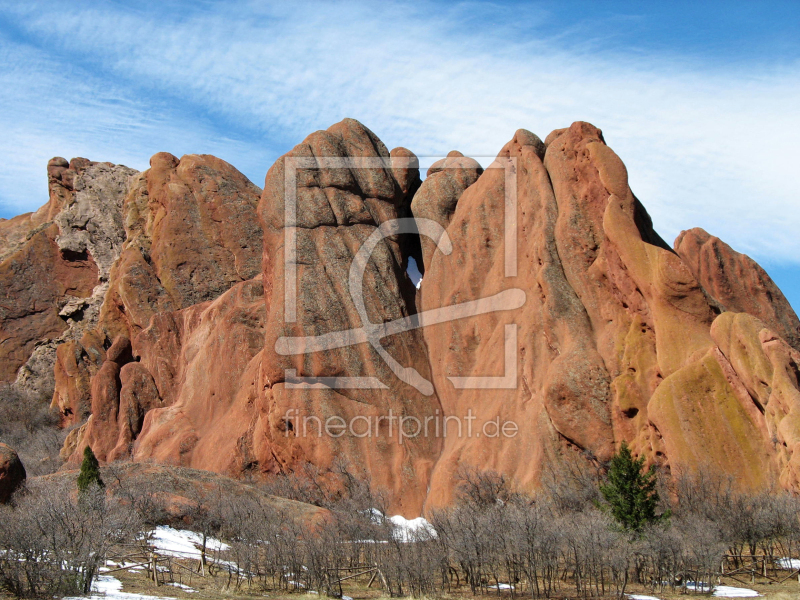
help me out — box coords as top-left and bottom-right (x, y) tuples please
(670, 469), (800, 574)
(261, 461), (334, 506)
(541, 450), (604, 514)
(0, 478), (138, 597)
(0, 384), (65, 476)
(103, 464), (173, 527)
(456, 465), (518, 507)
(561, 508), (630, 598)
(381, 520), (442, 597)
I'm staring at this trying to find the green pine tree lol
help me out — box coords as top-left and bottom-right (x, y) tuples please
(600, 441), (665, 532)
(77, 445), (104, 493)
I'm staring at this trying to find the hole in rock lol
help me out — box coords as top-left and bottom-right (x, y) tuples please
(622, 407), (639, 418)
(61, 248), (89, 262)
(407, 256), (422, 289)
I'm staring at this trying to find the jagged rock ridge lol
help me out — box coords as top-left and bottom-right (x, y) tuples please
(1, 119), (799, 515)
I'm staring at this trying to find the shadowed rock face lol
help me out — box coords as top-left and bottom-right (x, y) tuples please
(3, 118), (800, 516)
(0, 443), (26, 503)
(0, 157), (135, 390)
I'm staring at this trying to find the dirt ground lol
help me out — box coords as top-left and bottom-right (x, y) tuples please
(101, 567), (800, 600)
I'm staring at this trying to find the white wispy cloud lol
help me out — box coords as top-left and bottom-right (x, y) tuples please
(0, 0), (798, 271)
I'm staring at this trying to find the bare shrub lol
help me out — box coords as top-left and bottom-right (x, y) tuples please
(0, 384), (65, 476)
(0, 478), (138, 597)
(541, 450), (604, 514)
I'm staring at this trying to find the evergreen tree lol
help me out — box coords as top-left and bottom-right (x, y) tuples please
(600, 441), (665, 531)
(77, 445), (104, 493)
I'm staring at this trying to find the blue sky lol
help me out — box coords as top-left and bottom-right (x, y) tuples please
(0, 1), (798, 310)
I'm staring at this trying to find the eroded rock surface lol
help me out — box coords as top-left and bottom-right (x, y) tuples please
(675, 227), (800, 352)
(3, 119), (800, 517)
(52, 153), (263, 426)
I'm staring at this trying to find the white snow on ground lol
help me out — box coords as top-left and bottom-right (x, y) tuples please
(489, 583), (515, 590)
(627, 595), (661, 600)
(712, 586), (760, 598)
(106, 560), (145, 571)
(167, 582), (196, 593)
(64, 574), (178, 600)
(389, 515), (437, 542)
(778, 557), (800, 570)
(146, 526), (229, 560)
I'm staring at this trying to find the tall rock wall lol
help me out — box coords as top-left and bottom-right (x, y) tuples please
(2, 118), (800, 516)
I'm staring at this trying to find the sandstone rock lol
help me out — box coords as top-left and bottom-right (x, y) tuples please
(99, 153), (263, 339)
(0, 224), (99, 382)
(55, 161), (137, 280)
(0, 158), (137, 419)
(0, 443), (26, 503)
(422, 126), (615, 506)
(709, 312), (800, 489)
(675, 227), (800, 351)
(256, 118), (441, 514)
(644, 344), (776, 489)
(410, 150), (482, 274)
(67, 276), (265, 470)
(52, 153), (260, 426)
(129, 277), (266, 473)
(390, 147), (422, 200)
(108, 362), (162, 461)
(6, 118), (800, 516)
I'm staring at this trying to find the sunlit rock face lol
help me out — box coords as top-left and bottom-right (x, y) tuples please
(3, 119), (800, 516)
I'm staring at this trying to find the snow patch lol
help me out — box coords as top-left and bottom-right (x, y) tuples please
(146, 526), (229, 560)
(167, 582), (196, 593)
(65, 574), (178, 600)
(627, 595), (661, 600)
(778, 557), (800, 570)
(712, 586), (760, 598)
(389, 514), (437, 542)
(490, 583), (515, 590)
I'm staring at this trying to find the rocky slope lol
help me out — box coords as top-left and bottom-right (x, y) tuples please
(1, 119), (799, 515)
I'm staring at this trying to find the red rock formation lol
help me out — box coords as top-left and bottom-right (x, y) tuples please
(0, 224), (99, 382)
(420, 122), (797, 507)
(0, 156), (137, 427)
(0, 443), (26, 503)
(4, 119), (800, 517)
(99, 152), (263, 340)
(675, 227), (800, 351)
(410, 151), (482, 274)
(59, 150), (265, 455)
(51, 153), (263, 427)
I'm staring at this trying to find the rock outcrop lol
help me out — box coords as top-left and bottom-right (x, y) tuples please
(99, 152), (263, 340)
(0, 443), (26, 503)
(2, 118), (800, 516)
(0, 158), (136, 396)
(255, 119), (441, 513)
(675, 227), (800, 352)
(51, 153), (263, 426)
